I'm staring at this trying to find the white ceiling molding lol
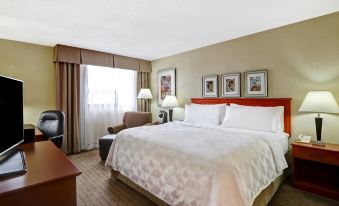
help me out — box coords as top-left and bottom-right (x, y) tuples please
(0, 0), (339, 60)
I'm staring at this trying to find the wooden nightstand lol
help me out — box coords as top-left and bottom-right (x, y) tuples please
(291, 142), (339, 200)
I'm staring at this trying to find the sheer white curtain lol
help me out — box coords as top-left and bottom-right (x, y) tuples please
(80, 65), (137, 150)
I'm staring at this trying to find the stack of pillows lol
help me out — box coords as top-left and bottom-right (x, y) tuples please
(184, 103), (284, 132)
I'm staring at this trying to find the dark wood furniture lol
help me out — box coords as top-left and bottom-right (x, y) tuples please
(291, 142), (339, 200)
(34, 126), (45, 142)
(191, 98), (292, 135)
(0, 141), (81, 206)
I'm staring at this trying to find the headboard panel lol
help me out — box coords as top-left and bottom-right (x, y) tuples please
(191, 98), (292, 136)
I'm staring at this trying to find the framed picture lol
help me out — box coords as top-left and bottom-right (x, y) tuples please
(157, 68), (176, 105)
(244, 70), (268, 97)
(202, 75), (218, 97)
(221, 73), (241, 97)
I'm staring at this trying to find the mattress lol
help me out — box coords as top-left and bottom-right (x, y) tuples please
(106, 121), (288, 206)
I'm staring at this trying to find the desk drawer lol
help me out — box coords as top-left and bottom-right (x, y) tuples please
(293, 146), (339, 166)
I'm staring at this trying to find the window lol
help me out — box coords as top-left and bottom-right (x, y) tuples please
(80, 65), (137, 150)
(87, 65), (137, 106)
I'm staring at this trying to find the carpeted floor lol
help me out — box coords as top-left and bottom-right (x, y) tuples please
(69, 149), (339, 206)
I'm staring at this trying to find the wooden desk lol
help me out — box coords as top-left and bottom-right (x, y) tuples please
(34, 127), (45, 142)
(0, 141), (81, 206)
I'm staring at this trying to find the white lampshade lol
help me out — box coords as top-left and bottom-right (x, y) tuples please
(299, 91), (339, 114)
(137, 88), (153, 99)
(161, 95), (179, 108)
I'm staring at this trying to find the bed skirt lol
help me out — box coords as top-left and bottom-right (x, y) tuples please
(111, 167), (290, 206)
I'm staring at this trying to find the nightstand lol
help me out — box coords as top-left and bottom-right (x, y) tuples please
(291, 142), (339, 200)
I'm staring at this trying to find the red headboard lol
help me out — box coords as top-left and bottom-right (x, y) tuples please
(191, 98), (292, 136)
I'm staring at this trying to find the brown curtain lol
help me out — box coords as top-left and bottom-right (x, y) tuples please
(137, 72), (151, 112)
(56, 62), (81, 154)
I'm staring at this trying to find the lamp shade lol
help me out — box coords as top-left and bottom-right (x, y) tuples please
(137, 88), (153, 99)
(299, 91), (339, 114)
(161, 95), (179, 108)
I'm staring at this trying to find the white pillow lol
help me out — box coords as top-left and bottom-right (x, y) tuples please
(229, 104), (284, 131)
(222, 104), (284, 132)
(184, 104), (227, 125)
(191, 103), (227, 124)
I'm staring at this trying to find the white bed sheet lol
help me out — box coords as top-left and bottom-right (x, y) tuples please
(277, 132), (289, 154)
(106, 121), (288, 206)
(217, 125), (289, 154)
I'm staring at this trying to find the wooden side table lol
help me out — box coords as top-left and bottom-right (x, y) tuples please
(291, 142), (339, 200)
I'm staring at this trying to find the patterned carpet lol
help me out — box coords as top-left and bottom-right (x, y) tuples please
(69, 149), (339, 206)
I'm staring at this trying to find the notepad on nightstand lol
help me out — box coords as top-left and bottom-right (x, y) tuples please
(296, 134), (312, 144)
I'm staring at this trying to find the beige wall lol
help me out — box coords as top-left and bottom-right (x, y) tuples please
(0, 38), (55, 124)
(151, 12), (339, 144)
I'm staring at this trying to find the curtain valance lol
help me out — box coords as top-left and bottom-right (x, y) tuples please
(81, 49), (114, 68)
(54, 44), (152, 72)
(139, 60), (152, 73)
(54, 45), (81, 64)
(114, 55), (139, 71)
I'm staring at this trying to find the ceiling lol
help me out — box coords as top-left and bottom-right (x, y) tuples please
(1, 0), (339, 60)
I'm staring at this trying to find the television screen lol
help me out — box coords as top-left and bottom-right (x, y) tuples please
(0, 76), (24, 156)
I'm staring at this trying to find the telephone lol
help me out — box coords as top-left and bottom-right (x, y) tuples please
(158, 110), (168, 124)
(297, 134), (312, 144)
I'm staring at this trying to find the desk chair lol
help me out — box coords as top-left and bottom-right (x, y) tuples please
(36, 110), (65, 148)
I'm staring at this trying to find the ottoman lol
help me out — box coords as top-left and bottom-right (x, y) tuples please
(99, 134), (116, 161)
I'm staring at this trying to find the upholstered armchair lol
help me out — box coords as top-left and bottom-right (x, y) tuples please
(107, 112), (152, 134)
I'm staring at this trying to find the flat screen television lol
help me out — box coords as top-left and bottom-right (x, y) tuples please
(0, 75), (24, 156)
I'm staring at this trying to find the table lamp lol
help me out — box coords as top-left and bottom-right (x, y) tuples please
(161, 95), (179, 122)
(137, 88), (153, 111)
(299, 91), (339, 146)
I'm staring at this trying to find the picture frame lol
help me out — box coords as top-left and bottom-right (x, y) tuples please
(202, 75), (218, 97)
(221, 73), (241, 97)
(244, 70), (268, 97)
(157, 68), (176, 106)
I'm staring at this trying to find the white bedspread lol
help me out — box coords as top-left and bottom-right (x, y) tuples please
(106, 121), (288, 206)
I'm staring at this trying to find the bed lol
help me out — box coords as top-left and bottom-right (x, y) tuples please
(106, 98), (292, 206)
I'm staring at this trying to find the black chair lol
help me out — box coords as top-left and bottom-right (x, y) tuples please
(36, 110), (65, 148)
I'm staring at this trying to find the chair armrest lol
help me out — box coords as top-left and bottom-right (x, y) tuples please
(48, 135), (63, 141)
(48, 135), (63, 148)
(108, 124), (125, 134)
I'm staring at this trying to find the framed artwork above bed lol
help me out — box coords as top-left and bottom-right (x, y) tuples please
(202, 75), (218, 97)
(157, 68), (176, 106)
(244, 69), (268, 97)
(221, 73), (241, 97)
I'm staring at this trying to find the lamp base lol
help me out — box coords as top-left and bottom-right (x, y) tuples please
(169, 108), (173, 122)
(315, 117), (322, 142)
(312, 140), (326, 147)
